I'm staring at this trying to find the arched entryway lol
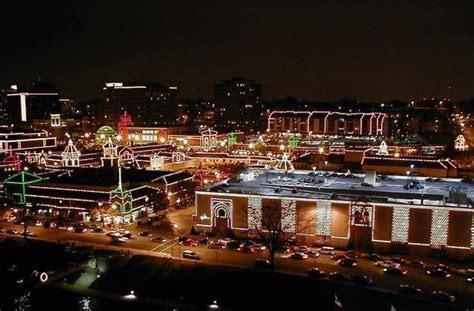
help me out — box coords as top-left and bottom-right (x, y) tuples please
(211, 199), (232, 233)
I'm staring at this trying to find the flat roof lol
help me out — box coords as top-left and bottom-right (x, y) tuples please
(207, 169), (473, 207)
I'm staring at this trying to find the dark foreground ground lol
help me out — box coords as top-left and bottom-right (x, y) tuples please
(0, 237), (472, 311)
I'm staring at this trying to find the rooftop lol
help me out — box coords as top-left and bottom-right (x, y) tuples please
(206, 169), (474, 208)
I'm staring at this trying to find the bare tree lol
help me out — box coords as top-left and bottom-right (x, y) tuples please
(249, 201), (315, 272)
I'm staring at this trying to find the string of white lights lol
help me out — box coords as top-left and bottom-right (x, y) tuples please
(281, 198), (296, 232)
(316, 200), (332, 236)
(247, 196), (262, 230)
(392, 206), (410, 243)
(430, 208), (449, 246)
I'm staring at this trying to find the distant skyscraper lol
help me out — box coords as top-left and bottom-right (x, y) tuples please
(5, 80), (60, 125)
(214, 77), (262, 131)
(102, 82), (178, 127)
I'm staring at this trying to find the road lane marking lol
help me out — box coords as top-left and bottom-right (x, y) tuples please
(150, 239), (176, 252)
(160, 241), (179, 253)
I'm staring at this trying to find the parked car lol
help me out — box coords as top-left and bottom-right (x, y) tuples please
(344, 250), (362, 259)
(237, 246), (255, 253)
(255, 259), (271, 269)
(331, 255), (347, 261)
(294, 245), (309, 253)
(363, 253), (383, 261)
(111, 236), (128, 243)
(430, 291), (455, 303)
(182, 250), (200, 260)
(307, 267), (326, 278)
(329, 272), (349, 282)
(6, 229), (18, 235)
(181, 239), (198, 247)
(177, 236), (188, 242)
(426, 269), (451, 278)
(390, 257), (408, 265)
(305, 250), (320, 258)
(399, 284), (422, 296)
(290, 252), (309, 260)
(319, 246), (335, 255)
(352, 274), (373, 286)
(410, 260), (426, 269)
(456, 268), (474, 277)
(278, 246), (292, 254)
(339, 258), (357, 267)
(122, 232), (133, 239)
(431, 263), (451, 272)
(253, 243), (266, 251)
(208, 241), (226, 249)
(226, 240), (241, 249)
(375, 260), (400, 269)
(73, 227), (87, 233)
(138, 231), (152, 237)
(383, 267), (407, 276)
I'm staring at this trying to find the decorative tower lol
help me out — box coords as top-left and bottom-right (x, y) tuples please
(377, 140), (389, 156)
(2, 147), (21, 172)
(288, 135), (299, 149)
(101, 138), (119, 167)
(227, 132), (237, 150)
(117, 111), (134, 144)
(200, 128), (218, 150)
(274, 153), (294, 173)
(61, 139), (81, 167)
(454, 135), (468, 151)
(150, 153), (165, 170)
(109, 167), (133, 217)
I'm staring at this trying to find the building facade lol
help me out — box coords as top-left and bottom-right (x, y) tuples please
(268, 111), (389, 136)
(5, 81), (60, 125)
(103, 82), (178, 127)
(214, 78), (262, 131)
(196, 191), (474, 257)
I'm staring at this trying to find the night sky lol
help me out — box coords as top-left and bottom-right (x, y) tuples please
(1, 0), (472, 101)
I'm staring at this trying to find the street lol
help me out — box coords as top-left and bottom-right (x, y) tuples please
(1, 214), (473, 309)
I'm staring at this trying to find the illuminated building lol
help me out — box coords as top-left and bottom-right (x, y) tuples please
(196, 169), (474, 257)
(455, 135), (468, 151)
(214, 78), (262, 131)
(267, 111), (388, 136)
(0, 129), (57, 152)
(5, 81), (60, 125)
(95, 125), (116, 144)
(102, 82), (178, 127)
(5, 167), (194, 220)
(0, 148), (21, 173)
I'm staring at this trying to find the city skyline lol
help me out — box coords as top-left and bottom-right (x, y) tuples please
(1, 1), (473, 101)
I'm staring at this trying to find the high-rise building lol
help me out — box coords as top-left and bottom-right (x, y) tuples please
(214, 78), (262, 131)
(0, 87), (11, 126)
(102, 82), (178, 127)
(5, 81), (60, 125)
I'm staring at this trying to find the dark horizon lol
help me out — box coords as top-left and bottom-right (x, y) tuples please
(1, 1), (473, 102)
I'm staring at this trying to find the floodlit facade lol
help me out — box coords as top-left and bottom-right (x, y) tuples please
(196, 170), (474, 257)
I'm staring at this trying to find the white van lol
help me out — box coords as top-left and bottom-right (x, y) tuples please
(319, 246), (335, 255)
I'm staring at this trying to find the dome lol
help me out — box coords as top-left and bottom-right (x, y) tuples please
(97, 126), (115, 134)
